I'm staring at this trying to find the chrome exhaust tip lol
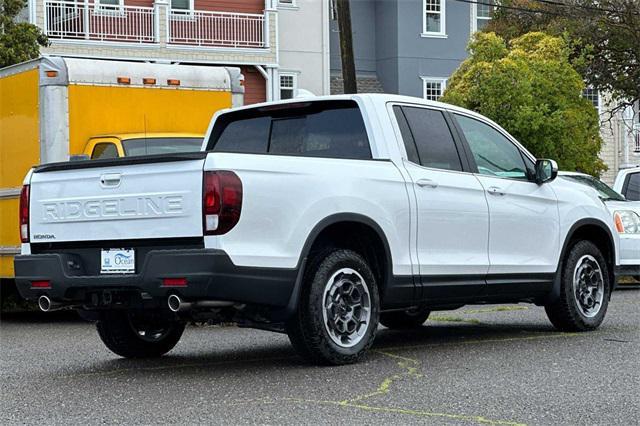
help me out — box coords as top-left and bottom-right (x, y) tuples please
(167, 294), (182, 312)
(38, 295), (52, 312)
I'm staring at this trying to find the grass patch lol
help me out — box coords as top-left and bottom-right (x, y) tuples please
(430, 315), (482, 324)
(462, 306), (528, 314)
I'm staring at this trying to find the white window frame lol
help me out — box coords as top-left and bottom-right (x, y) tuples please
(169, 0), (195, 19)
(170, 0), (194, 11)
(277, 0), (298, 10)
(582, 87), (601, 115)
(330, 0), (338, 20)
(471, 1), (494, 34)
(421, 77), (447, 101)
(421, 0), (447, 39)
(279, 72), (298, 100)
(94, 0), (125, 17)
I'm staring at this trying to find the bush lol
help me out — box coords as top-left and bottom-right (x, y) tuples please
(442, 32), (605, 177)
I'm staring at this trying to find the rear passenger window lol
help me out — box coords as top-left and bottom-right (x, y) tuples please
(208, 100), (371, 160)
(624, 173), (640, 201)
(269, 107), (370, 159)
(91, 143), (118, 159)
(393, 106), (420, 164)
(399, 106), (462, 171)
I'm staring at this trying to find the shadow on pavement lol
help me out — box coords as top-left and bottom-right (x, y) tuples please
(60, 322), (561, 377)
(0, 309), (83, 323)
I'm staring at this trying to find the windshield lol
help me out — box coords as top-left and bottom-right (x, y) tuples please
(563, 175), (626, 201)
(122, 137), (203, 156)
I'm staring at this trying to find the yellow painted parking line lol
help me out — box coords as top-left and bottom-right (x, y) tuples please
(55, 331), (588, 424)
(284, 399), (527, 426)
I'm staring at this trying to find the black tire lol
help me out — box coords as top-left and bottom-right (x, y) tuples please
(380, 308), (431, 329)
(545, 240), (611, 332)
(96, 310), (185, 358)
(286, 249), (380, 365)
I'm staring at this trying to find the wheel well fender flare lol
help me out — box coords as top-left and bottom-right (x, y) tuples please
(546, 218), (616, 304)
(282, 213), (393, 318)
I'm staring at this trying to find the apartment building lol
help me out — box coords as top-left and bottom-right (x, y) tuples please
(329, 0), (639, 183)
(22, 0), (329, 104)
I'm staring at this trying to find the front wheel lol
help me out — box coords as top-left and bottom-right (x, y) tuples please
(545, 240), (611, 331)
(286, 249), (380, 365)
(96, 310), (185, 358)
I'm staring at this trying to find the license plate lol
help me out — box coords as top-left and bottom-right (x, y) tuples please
(101, 248), (135, 274)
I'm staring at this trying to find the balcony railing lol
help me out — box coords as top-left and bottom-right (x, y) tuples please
(168, 10), (266, 48)
(43, 1), (267, 48)
(44, 1), (155, 43)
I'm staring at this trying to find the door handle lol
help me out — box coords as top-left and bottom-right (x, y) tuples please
(486, 186), (505, 196)
(100, 173), (121, 188)
(416, 178), (438, 188)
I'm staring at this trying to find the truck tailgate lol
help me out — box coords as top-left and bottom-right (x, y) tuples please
(29, 156), (205, 243)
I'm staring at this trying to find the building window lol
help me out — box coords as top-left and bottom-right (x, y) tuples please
(278, 0), (297, 8)
(97, 0), (123, 8)
(422, 0), (446, 37)
(280, 73), (297, 100)
(582, 87), (600, 113)
(421, 77), (447, 101)
(472, 0), (495, 33)
(95, 0), (124, 14)
(171, 0), (192, 10)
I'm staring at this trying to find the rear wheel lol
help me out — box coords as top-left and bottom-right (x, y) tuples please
(380, 307), (431, 329)
(545, 240), (611, 331)
(96, 310), (185, 358)
(286, 249), (380, 365)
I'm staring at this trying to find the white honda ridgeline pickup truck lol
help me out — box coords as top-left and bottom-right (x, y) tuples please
(15, 95), (622, 365)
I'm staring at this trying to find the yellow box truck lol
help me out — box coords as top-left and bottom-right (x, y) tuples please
(0, 57), (243, 279)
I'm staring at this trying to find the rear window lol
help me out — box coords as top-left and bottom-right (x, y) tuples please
(122, 137), (203, 156)
(623, 172), (640, 201)
(207, 100), (372, 160)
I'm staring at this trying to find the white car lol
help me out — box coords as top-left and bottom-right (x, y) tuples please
(14, 94), (623, 365)
(560, 172), (640, 281)
(613, 167), (640, 202)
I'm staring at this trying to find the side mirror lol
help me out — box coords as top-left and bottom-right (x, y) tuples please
(535, 159), (558, 184)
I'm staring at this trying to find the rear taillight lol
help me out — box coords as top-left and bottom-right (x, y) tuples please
(203, 171), (242, 235)
(19, 185), (30, 243)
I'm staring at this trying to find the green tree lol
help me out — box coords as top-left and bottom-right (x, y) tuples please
(486, 0), (640, 116)
(442, 32), (606, 176)
(0, 0), (48, 68)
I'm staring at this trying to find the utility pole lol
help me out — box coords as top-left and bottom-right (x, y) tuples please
(336, 0), (357, 94)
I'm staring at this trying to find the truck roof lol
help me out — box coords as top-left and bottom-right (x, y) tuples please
(89, 133), (203, 141)
(219, 93), (498, 127)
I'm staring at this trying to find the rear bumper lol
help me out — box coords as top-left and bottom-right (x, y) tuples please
(14, 249), (297, 307)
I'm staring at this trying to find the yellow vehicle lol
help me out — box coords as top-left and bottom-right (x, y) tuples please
(83, 133), (204, 159)
(0, 57), (243, 279)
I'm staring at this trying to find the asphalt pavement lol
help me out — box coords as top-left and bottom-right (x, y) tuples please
(1, 286), (639, 425)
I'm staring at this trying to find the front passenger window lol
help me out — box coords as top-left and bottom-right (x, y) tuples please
(455, 114), (528, 180)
